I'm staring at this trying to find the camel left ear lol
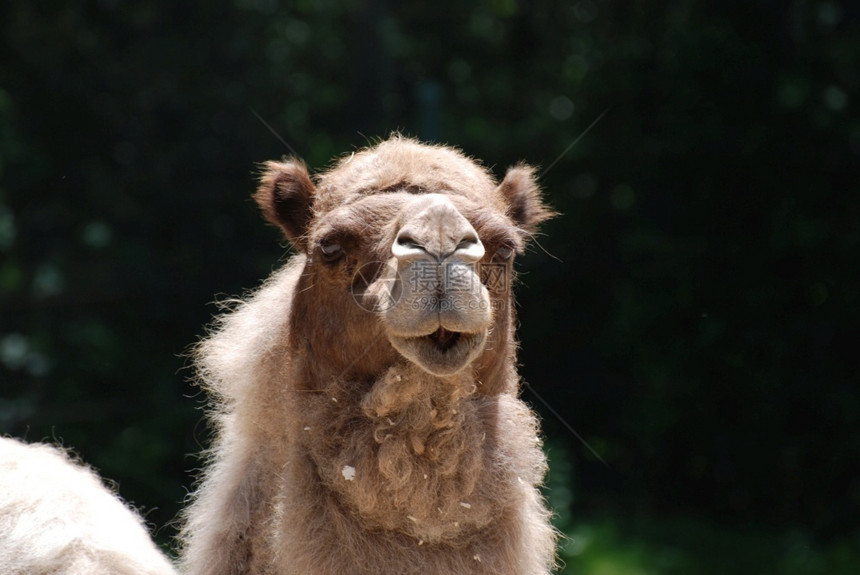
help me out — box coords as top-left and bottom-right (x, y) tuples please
(255, 159), (316, 251)
(497, 164), (555, 234)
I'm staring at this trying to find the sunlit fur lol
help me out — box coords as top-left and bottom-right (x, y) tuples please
(0, 437), (177, 575)
(180, 136), (557, 574)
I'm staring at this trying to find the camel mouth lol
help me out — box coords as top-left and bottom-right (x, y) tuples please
(388, 328), (486, 376)
(426, 327), (461, 351)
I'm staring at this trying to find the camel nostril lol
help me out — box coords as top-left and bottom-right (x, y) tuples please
(396, 233), (422, 250)
(392, 230), (429, 260)
(455, 233), (480, 251)
(453, 235), (484, 262)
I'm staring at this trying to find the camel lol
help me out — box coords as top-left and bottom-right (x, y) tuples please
(0, 436), (178, 575)
(180, 136), (557, 574)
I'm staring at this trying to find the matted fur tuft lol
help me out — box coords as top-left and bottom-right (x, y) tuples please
(0, 437), (177, 575)
(180, 137), (558, 574)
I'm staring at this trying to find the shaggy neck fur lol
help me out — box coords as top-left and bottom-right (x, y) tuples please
(299, 362), (539, 545)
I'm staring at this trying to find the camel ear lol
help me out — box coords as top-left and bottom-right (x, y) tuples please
(497, 164), (555, 235)
(255, 160), (315, 250)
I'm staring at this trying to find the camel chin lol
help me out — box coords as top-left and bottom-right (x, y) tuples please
(387, 328), (487, 376)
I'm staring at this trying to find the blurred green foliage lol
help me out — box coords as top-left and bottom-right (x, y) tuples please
(1, 0), (858, 570)
(559, 517), (860, 575)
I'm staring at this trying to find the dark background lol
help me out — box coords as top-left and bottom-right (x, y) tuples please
(1, 1), (858, 572)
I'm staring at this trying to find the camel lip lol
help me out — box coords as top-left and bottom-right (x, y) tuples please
(425, 327), (461, 351)
(388, 329), (486, 376)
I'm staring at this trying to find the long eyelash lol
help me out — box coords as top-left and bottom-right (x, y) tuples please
(519, 229), (561, 262)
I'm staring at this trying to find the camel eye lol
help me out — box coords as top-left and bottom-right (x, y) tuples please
(493, 244), (515, 262)
(318, 241), (344, 263)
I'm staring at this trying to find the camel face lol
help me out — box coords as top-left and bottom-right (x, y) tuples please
(303, 186), (517, 380)
(254, 137), (552, 383)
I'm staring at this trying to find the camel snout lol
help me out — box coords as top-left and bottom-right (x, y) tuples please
(391, 195), (485, 264)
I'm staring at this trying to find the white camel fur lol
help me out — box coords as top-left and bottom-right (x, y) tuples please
(0, 436), (177, 575)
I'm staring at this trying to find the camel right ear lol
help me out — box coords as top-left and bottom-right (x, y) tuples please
(497, 164), (555, 235)
(255, 160), (315, 251)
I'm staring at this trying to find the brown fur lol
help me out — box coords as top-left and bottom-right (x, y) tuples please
(180, 136), (557, 574)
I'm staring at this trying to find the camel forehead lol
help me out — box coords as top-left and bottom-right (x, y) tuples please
(313, 138), (502, 212)
(311, 192), (475, 239)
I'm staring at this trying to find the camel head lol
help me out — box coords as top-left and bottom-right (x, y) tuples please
(254, 137), (552, 384)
